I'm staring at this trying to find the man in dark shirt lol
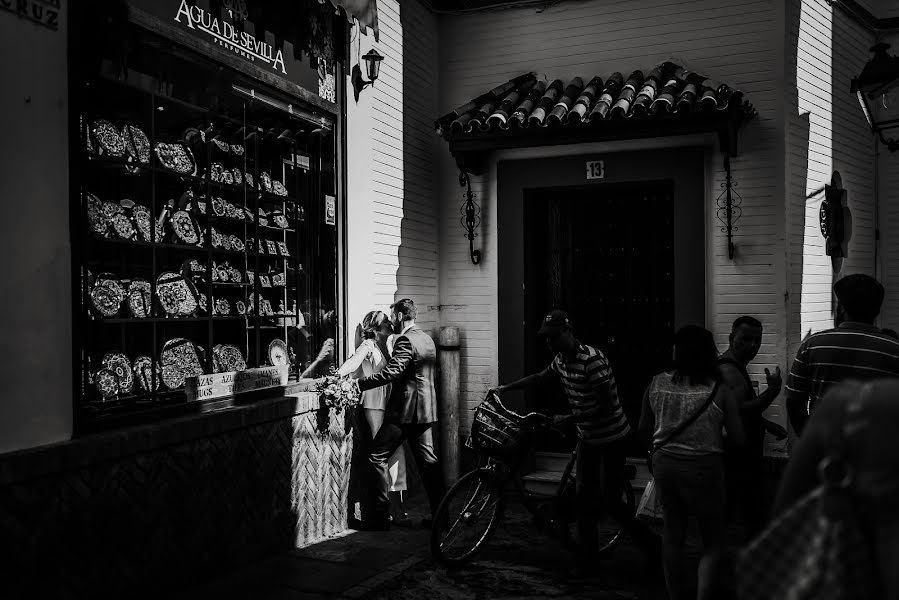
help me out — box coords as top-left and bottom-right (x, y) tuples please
(718, 316), (784, 539)
(786, 274), (899, 435)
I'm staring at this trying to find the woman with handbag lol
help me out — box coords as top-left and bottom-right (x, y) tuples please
(639, 325), (745, 600)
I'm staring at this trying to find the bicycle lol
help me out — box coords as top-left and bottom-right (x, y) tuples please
(430, 390), (637, 566)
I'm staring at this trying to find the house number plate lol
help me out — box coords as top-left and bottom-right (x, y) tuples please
(586, 160), (605, 180)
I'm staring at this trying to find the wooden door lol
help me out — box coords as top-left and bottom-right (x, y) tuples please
(524, 182), (675, 454)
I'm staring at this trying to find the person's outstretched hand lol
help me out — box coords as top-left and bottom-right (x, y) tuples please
(764, 366), (783, 394)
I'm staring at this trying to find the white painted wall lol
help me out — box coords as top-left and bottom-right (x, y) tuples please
(785, 0), (877, 369)
(436, 0), (788, 435)
(0, 9), (72, 453)
(345, 0), (441, 352)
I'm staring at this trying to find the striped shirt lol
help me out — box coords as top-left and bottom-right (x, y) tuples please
(785, 322), (899, 412)
(545, 343), (631, 445)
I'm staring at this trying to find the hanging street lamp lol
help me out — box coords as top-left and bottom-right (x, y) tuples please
(851, 43), (899, 152)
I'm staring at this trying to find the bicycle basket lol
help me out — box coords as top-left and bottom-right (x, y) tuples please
(466, 393), (527, 457)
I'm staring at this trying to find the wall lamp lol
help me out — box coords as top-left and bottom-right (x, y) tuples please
(851, 43), (899, 152)
(351, 49), (384, 103)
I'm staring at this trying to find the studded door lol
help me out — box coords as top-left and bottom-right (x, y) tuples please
(527, 182), (675, 454)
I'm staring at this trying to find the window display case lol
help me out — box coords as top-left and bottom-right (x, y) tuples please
(74, 25), (339, 427)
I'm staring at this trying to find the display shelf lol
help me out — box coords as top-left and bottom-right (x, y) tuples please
(212, 282), (251, 287)
(96, 316), (250, 324)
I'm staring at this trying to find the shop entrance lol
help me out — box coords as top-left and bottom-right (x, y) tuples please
(522, 182), (675, 454)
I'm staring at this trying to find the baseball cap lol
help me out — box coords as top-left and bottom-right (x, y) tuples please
(538, 309), (572, 336)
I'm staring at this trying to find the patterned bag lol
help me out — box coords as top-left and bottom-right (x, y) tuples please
(736, 396), (879, 600)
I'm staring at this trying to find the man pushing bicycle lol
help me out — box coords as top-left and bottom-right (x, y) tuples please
(491, 310), (661, 577)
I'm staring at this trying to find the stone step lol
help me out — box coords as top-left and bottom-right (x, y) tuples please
(525, 455), (653, 496)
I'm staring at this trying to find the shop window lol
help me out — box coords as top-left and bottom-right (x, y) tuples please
(73, 25), (339, 431)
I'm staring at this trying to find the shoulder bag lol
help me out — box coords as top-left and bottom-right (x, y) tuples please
(646, 381), (719, 475)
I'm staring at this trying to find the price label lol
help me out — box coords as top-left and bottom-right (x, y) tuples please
(325, 195), (336, 226)
(586, 160), (605, 180)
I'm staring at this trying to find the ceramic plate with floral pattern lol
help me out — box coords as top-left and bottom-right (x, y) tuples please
(231, 236), (245, 253)
(230, 144), (245, 156)
(95, 274), (124, 303)
(268, 339), (288, 366)
(210, 162), (226, 183)
(245, 172), (254, 189)
(259, 274), (271, 288)
(102, 352), (134, 395)
(235, 300), (246, 315)
(86, 196), (109, 237)
(171, 210), (199, 245)
(228, 265), (243, 282)
(133, 355), (162, 392)
(122, 124), (151, 164)
(197, 292), (208, 313)
(213, 297), (230, 316)
(212, 196), (226, 217)
(91, 120), (126, 158)
(271, 179), (288, 197)
(276, 241), (290, 257)
(90, 285), (120, 317)
(110, 213), (136, 240)
(266, 240), (278, 255)
(212, 138), (229, 153)
(259, 172), (272, 192)
(154, 142), (196, 175)
(272, 272), (286, 287)
(231, 168), (243, 185)
(271, 211), (289, 229)
(127, 279), (152, 318)
(94, 368), (119, 399)
(131, 204), (153, 242)
(156, 272), (198, 316)
(160, 337), (204, 389)
(213, 344), (246, 373)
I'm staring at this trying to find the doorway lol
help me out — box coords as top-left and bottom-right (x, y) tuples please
(523, 182), (676, 454)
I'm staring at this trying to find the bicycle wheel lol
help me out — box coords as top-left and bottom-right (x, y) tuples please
(595, 479), (636, 555)
(430, 467), (506, 566)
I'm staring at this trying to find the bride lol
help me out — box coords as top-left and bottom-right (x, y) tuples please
(337, 310), (408, 522)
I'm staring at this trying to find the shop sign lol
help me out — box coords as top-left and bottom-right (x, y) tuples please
(0, 0), (60, 31)
(185, 365), (288, 401)
(586, 160), (605, 180)
(173, 0), (286, 74)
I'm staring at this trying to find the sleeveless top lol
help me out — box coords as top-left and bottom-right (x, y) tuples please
(336, 339), (391, 410)
(648, 372), (724, 456)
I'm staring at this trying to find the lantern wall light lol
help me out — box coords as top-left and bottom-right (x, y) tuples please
(352, 49), (384, 103)
(851, 43), (899, 152)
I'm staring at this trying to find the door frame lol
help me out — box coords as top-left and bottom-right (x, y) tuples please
(497, 148), (707, 416)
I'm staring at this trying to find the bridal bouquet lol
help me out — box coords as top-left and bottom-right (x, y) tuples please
(315, 374), (362, 411)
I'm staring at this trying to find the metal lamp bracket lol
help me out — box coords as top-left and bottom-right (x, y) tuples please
(716, 155), (743, 260)
(459, 170), (482, 265)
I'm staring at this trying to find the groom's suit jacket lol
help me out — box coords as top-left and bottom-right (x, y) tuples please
(358, 326), (438, 424)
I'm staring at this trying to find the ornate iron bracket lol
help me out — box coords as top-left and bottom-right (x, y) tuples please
(716, 155), (743, 260)
(459, 170), (482, 265)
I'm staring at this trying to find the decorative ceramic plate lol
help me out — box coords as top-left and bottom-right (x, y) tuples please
(229, 266), (243, 282)
(156, 272), (198, 316)
(231, 236), (245, 252)
(131, 204), (153, 242)
(127, 279), (152, 318)
(212, 138), (229, 153)
(235, 300), (246, 315)
(90, 285), (120, 317)
(276, 241), (290, 257)
(230, 144), (245, 156)
(221, 233), (232, 251)
(103, 352), (134, 395)
(94, 368), (119, 399)
(84, 117), (96, 155)
(257, 208), (269, 227)
(216, 262), (230, 282)
(214, 297), (230, 316)
(154, 142), (196, 175)
(222, 170), (233, 186)
(226, 201), (243, 220)
(160, 337), (204, 389)
(268, 339), (289, 366)
(259, 172), (272, 192)
(87, 203), (108, 237)
(210, 162), (226, 183)
(95, 274), (124, 303)
(266, 240), (278, 255)
(255, 239), (265, 254)
(181, 259), (206, 282)
(259, 274), (271, 288)
(122, 124), (151, 164)
(197, 293), (208, 312)
(272, 272), (286, 287)
(271, 212), (289, 229)
(92, 120), (126, 158)
(133, 355), (162, 392)
(261, 299), (274, 316)
(246, 270), (255, 285)
(171, 210), (199, 245)
(231, 168), (243, 186)
(271, 179), (288, 197)
(110, 213), (136, 240)
(100, 200), (124, 220)
(213, 344), (246, 373)
(155, 219), (165, 242)
(245, 172), (254, 189)
(211, 196), (226, 217)
(119, 198), (135, 210)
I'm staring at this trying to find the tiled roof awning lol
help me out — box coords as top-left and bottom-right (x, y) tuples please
(434, 63), (756, 172)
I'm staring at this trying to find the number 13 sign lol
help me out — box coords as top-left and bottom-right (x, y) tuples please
(586, 160), (605, 180)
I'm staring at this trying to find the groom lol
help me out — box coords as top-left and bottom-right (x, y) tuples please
(350, 298), (446, 531)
